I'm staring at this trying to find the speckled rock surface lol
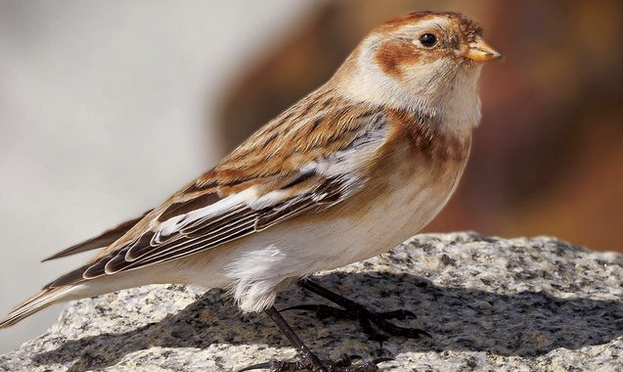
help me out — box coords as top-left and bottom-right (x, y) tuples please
(2, 232), (623, 372)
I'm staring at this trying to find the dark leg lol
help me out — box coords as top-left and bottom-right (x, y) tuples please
(264, 306), (326, 372)
(238, 306), (389, 372)
(287, 278), (430, 342)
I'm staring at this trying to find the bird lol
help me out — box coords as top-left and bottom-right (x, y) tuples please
(1, 10), (500, 372)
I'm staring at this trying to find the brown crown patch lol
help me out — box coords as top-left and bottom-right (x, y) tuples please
(381, 11), (483, 41)
(382, 11), (440, 29)
(375, 40), (421, 77)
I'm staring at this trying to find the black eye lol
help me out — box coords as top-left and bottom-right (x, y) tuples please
(419, 33), (437, 47)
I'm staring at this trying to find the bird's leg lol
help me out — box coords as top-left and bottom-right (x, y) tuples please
(238, 306), (389, 372)
(283, 278), (430, 343)
(264, 306), (326, 372)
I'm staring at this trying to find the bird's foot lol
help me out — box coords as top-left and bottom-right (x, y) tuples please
(292, 279), (431, 343)
(282, 303), (429, 343)
(238, 355), (391, 372)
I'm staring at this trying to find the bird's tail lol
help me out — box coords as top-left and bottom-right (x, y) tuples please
(0, 286), (75, 328)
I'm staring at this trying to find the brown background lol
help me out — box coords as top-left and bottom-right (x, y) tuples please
(217, 0), (623, 252)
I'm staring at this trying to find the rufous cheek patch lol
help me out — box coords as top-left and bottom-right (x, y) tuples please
(375, 41), (421, 77)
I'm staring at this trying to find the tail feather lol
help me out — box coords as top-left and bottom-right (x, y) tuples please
(0, 287), (74, 328)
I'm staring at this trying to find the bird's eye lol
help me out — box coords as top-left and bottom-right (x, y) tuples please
(419, 33), (437, 47)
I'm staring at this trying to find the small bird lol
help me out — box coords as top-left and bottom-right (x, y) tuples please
(1, 11), (500, 372)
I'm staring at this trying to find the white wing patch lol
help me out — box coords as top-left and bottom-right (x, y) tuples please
(45, 109), (392, 287)
(156, 110), (389, 242)
(156, 188), (259, 239)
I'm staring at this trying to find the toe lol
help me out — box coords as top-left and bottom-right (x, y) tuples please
(280, 304), (352, 320)
(377, 309), (417, 320)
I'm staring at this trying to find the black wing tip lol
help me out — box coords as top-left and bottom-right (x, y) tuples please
(40, 211), (150, 263)
(43, 265), (90, 289)
(41, 250), (72, 263)
(40, 240), (102, 262)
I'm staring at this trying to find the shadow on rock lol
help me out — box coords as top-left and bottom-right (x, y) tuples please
(34, 271), (623, 371)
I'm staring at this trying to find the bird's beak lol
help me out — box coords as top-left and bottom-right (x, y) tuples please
(465, 37), (502, 63)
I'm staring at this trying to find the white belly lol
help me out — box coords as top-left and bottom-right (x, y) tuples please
(176, 156), (466, 312)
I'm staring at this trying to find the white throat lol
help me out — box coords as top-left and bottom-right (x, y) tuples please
(334, 38), (483, 137)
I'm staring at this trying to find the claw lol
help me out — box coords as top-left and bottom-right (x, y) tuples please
(371, 357), (394, 365)
(389, 324), (431, 339)
(369, 317), (432, 340)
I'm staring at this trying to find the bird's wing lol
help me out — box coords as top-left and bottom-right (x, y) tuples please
(41, 211), (151, 262)
(45, 100), (393, 289)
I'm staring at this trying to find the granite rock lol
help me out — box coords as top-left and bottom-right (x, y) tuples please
(2, 232), (623, 372)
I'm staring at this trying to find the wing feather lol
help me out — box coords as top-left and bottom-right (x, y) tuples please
(44, 97), (391, 289)
(41, 211), (150, 262)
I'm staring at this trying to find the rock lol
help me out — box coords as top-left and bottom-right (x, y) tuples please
(2, 232), (623, 371)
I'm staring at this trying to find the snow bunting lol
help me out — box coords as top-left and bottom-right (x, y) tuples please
(1, 10), (500, 372)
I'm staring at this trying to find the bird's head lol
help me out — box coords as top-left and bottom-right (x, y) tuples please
(336, 11), (501, 130)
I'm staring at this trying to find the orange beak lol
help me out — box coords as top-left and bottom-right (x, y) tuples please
(465, 37), (502, 63)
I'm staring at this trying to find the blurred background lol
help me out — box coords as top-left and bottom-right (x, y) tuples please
(1, 0), (622, 353)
